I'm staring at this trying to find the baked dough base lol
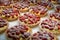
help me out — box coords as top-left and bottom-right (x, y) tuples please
(6, 25), (31, 40)
(1, 15), (19, 21)
(0, 26), (8, 33)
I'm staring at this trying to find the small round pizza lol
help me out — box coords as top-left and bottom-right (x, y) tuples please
(29, 5), (48, 17)
(18, 12), (40, 27)
(0, 18), (8, 33)
(6, 25), (31, 40)
(50, 12), (60, 21)
(40, 18), (60, 35)
(13, 2), (30, 12)
(31, 31), (57, 40)
(39, 1), (54, 10)
(0, 8), (19, 21)
(55, 5), (60, 13)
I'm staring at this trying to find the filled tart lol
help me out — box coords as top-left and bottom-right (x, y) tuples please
(39, 1), (54, 10)
(0, 0), (13, 8)
(29, 5), (48, 17)
(6, 25), (31, 40)
(40, 18), (60, 35)
(50, 0), (57, 4)
(19, 12), (40, 27)
(0, 18), (8, 33)
(55, 5), (60, 13)
(48, 0), (60, 4)
(0, 0), (13, 12)
(0, 8), (19, 21)
(50, 12), (60, 21)
(13, 2), (30, 12)
(31, 31), (57, 40)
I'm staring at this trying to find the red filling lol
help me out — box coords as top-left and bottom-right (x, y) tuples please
(32, 31), (54, 40)
(1, 8), (19, 18)
(41, 19), (59, 30)
(39, 1), (54, 9)
(0, 18), (7, 28)
(50, 13), (60, 20)
(56, 6), (60, 12)
(40, 2), (48, 7)
(58, 23), (60, 29)
(19, 13), (40, 24)
(52, 0), (56, 1)
(7, 25), (29, 39)
(13, 2), (29, 9)
(31, 5), (47, 15)
(0, 0), (11, 6)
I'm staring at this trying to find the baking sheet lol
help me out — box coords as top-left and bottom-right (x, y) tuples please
(0, 9), (60, 40)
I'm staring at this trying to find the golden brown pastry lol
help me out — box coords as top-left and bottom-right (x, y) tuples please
(40, 18), (60, 35)
(39, 1), (54, 9)
(13, 2), (30, 12)
(50, 12), (60, 21)
(6, 25), (31, 40)
(0, 18), (8, 33)
(31, 31), (57, 40)
(0, 8), (19, 21)
(29, 5), (48, 17)
(18, 12), (40, 27)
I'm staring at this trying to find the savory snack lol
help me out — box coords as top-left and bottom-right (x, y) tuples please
(29, 5), (48, 17)
(0, 18), (8, 33)
(50, 12), (60, 21)
(55, 5), (60, 13)
(13, 2), (30, 12)
(19, 12), (40, 27)
(0, 8), (19, 21)
(6, 25), (31, 40)
(31, 31), (57, 40)
(40, 18), (60, 35)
